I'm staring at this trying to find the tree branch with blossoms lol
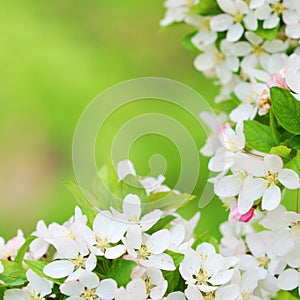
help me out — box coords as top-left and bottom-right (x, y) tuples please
(0, 0), (300, 299)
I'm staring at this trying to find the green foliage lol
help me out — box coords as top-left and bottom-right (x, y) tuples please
(189, 0), (221, 15)
(24, 260), (64, 285)
(244, 120), (277, 153)
(181, 32), (200, 53)
(165, 250), (184, 267)
(270, 145), (292, 158)
(147, 215), (176, 235)
(275, 290), (299, 299)
(106, 258), (137, 288)
(285, 151), (300, 174)
(163, 269), (184, 294)
(291, 135), (300, 150)
(252, 22), (279, 40)
(0, 260), (27, 287)
(14, 235), (37, 264)
(270, 87), (300, 135)
(64, 181), (98, 227)
(147, 192), (195, 214)
(193, 231), (219, 252)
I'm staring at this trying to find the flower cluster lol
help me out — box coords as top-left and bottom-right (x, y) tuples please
(161, 0), (300, 299)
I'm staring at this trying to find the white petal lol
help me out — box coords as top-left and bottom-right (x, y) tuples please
(140, 209), (163, 231)
(286, 23), (300, 39)
(117, 160), (136, 180)
(230, 104), (256, 122)
(166, 291), (186, 300)
(263, 14), (280, 29)
(232, 42), (251, 56)
(264, 154), (283, 173)
(79, 270), (99, 289)
(85, 253), (97, 272)
(263, 40), (288, 53)
(209, 269), (234, 285)
(27, 270), (52, 296)
(277, 269), (300, 290)
(245, 31), (263, 45)
(4, 289), (27, 300)
(215, 174), (243, 198)
(96, 279), (118, 300)
(123, 194), (141, 220)
(262, 185), (281, 211)
(210, 14), (233, 31)
(149, 253), (175, 271)
(227, 23), (244, 42)
(147, 229), (171, 254)
(243, 12), (258, 30)
(105, 245), (126, 259)
(194, 53), (214, 71)
(286, 69), (300, 94)
(217, 0), (237, 14)
(43, 260), (74, 278)
(60, 281), (84, 296)
(278, 169), (300, 189)
(255, 5), (272, 20)
(215, 284), (240, 300)
(250, 0), (265, 9)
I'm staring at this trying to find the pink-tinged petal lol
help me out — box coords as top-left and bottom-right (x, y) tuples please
(43, 260), (74, 278)
(277, 269), (300, 290)
(105, 245), (126, 259)
(264, 154), (283, 173)
(149, 253), (175, 271)
(123, 194), (141, 220)
(60, 281), (84, 296)
(96, 279), (118, 300)
(147, 229), (171, 254)
(79, 270), (99, 289)
(262, 185), (281, 211)
(231, 206), (254, 223)
(210, 14), (233, 31)
(227, 23), (244, 42)
(278, 169), (300, 189)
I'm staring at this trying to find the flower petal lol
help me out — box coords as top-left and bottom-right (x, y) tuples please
(262, 185), (281, 211)
(278, 169), (300, 189)
(210, 14), (233, 31)
(96, 279), (118, 300)
(264, 154), (283, 173)
(44, 260), (74, 278)
(227, 23), (244, 42)
(277, 269), (300, 291)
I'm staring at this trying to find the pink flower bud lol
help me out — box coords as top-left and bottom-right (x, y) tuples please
(230, 206), (254, 223)
(267, 73), (287, 89)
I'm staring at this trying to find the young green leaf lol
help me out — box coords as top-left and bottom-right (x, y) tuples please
(269, 145), (292, 158)
(270, 87), (300, 135)
(162, 269), (182, 294)
(244, 120), (277, 153)
(147, 215), (176, 235)
(189, 0), (221, 15)
(285, 151), (300, 175)
(252, 22), (279, 40)
(0, 260), (27, 287)
(24, 260), (64, 285)
(106, 258), (137, 287)
(14, 235), (37, 264)
(291, 135), (300, 150)
(181, 32), (200, 53)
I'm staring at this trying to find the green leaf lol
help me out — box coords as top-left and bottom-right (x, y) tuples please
(165, 250), (184, 268)
(270, 87), (300, 134)
(252, 22), (279, 40)
(193, 231), (219, 253)
(162, 269), (182, 294)
(291, 135), (300, 150)
(181, 32), (200, 53)
(64, 181), (98, 226)
(146, 192), (195, 214)
(244, 120), (277, 153)
(106, 258), (137, 287)
(285, 151), (300, 175)
(14, 235), (37, 264)
(214, 97), (239, 114)
(24, 260), (64, 285)
(0, 260), (27, 287)
(275, 290), (299, 300)
(270, 145), (292, 158)
(189, 0), (221, 15)
(147, 215), (176, 235)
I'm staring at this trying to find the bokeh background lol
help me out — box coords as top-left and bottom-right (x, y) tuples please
(4, 0), (292, 240)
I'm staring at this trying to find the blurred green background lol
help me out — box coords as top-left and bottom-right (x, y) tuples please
(1, 0), (233, 239)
